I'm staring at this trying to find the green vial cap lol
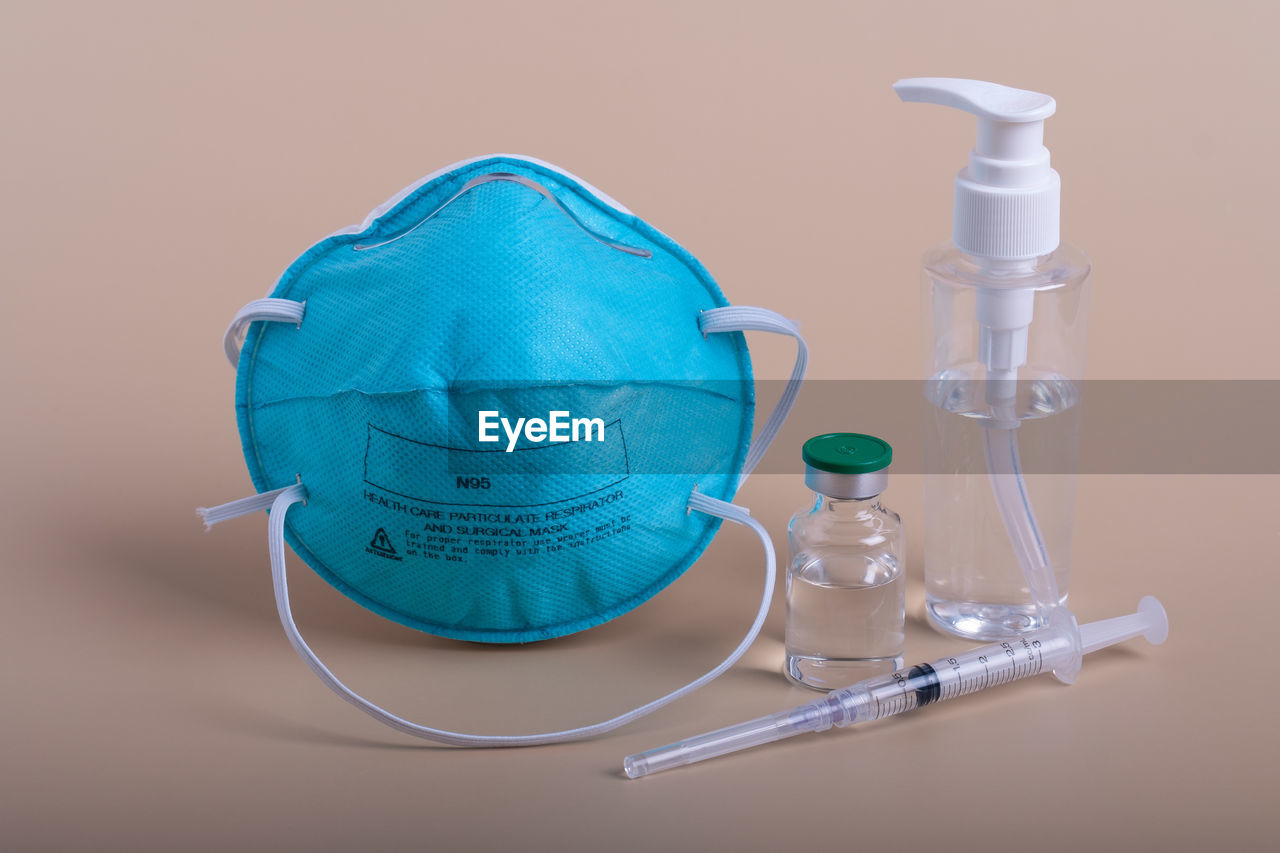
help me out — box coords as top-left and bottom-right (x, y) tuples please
(801, 433), (893, 475)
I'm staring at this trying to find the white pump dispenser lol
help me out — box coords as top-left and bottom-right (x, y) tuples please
(894, 78), (1063, 386)
(899, 77), (1092, 643)
(893, 77), (1059, 262)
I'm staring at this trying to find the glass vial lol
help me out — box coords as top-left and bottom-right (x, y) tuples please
(785, 433), (905, 691)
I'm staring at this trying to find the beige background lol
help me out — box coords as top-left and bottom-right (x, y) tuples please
(3, 1), (1278, 850)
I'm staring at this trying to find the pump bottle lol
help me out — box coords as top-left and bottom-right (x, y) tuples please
(895, 78), (1090, 641)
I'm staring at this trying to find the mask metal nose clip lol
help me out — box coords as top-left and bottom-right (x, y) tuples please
(352, 172), (653, 258)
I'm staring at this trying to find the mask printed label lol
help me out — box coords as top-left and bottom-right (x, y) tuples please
(364, 421), (629, 505)
(360, 421), (633, 567)
(360, 490), (631, 564)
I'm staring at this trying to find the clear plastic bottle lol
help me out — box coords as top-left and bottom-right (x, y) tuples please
(785, 433), (904, 690)
(893, 77), (1091, 641)
(923, 247), (1089, 640)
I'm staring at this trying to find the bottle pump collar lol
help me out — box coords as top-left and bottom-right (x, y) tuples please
(894, 77), (1061, 260)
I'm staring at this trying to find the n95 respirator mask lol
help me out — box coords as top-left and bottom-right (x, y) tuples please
(201, 155), (807, 746)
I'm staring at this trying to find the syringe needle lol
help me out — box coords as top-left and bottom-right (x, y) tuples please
(623, 698), (840, 779)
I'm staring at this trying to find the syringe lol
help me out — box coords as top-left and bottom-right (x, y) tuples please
(623, 597), (1167, 778)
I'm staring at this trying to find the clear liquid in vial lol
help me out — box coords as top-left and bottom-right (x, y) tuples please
(785, 559), (905, 691)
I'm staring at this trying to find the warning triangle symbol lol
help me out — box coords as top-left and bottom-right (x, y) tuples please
(369, 528), (396, 554)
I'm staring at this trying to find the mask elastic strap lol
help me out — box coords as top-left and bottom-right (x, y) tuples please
(197, 483), (299, 528)
(222, 298), (306, 368)
(199, 484), (775, 747)
(699, 306), (809, 483)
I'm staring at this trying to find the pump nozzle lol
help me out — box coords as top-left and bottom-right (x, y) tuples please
(894, 78), (1054, 170)
(893, 77), (1054, 120)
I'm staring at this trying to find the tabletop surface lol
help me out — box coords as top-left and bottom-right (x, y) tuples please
(2, 2), (1276, 851)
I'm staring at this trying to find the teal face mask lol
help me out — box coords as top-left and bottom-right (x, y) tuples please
(201, 155), (807, 745)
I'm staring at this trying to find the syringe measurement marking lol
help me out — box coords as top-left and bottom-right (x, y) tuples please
(943, 657), (967, 701)
(871, 638), (1052, 720)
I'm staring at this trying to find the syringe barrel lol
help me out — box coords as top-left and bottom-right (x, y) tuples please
(623, 699), (840, 779)
(851, 625), (1077, 723)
